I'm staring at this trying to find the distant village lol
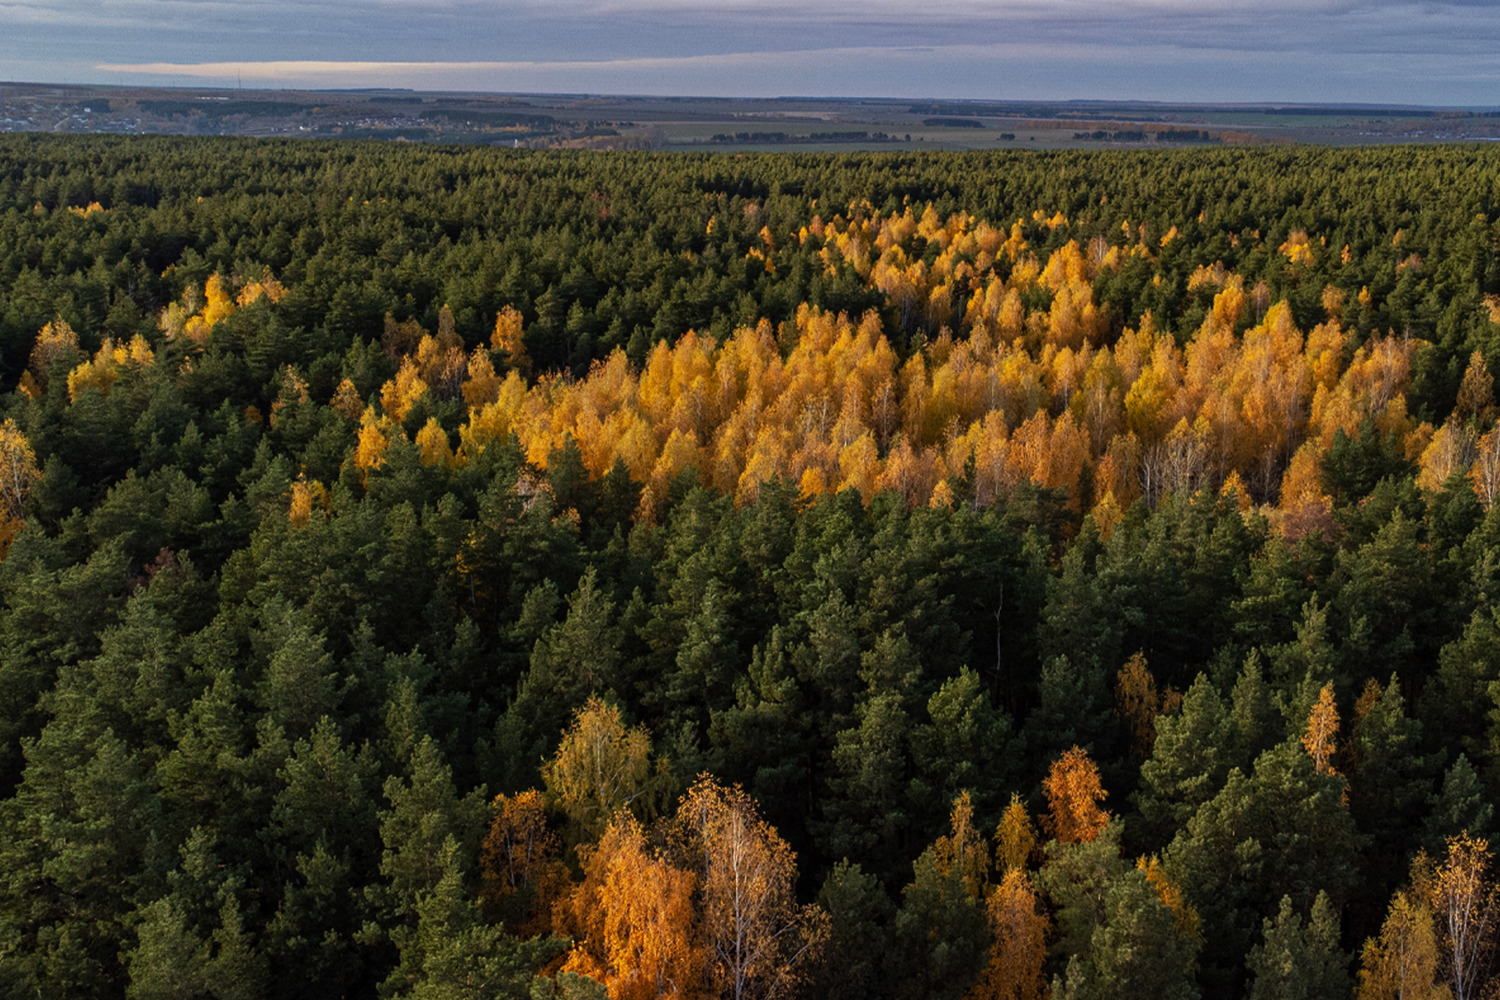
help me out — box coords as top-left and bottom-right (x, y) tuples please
(0, 86), (631, 146)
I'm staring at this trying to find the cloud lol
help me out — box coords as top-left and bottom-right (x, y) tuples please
(94, 39), (1284, 83)
(11, 0), (1500, 104)
(0, 0), (1461, 25)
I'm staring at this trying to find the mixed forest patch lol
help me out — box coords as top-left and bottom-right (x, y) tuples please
(3, 134), (1500, 998)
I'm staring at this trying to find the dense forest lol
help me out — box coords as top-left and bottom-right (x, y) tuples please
(3, 134), (1500, 999)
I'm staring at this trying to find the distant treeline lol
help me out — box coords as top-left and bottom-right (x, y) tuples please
(422, 108), (558, 130)
(135, 99), (310, 119)
(709, 130), (899, 144)
(1073, 128), (1216, 143)
(922, 117), (985, 128)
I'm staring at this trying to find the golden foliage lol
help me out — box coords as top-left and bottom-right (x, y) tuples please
(994, 794), (1037, 875)
(1357, 891), (1449, 1000)
(462, 348), (502, 408)
(677, 776), (829, 1000)
(1280, 230), (1314, 266)
(1418, 422), (1476, 493)
(557, 812), (705, 1000)
(0, 420), (39, 560)
(933, 791), (990, 899)
(1043, 746), (1109, 845)
(201, 273), (235, 328)
(329, 378), (364, 421)
(26, 316), (81, 393)
(1278, 441), (1334, 541)
(492, 305), (531, 374)
(480, 789), (569, 937)
(542, 697), (660, 841)
(1455, 351), (1495, 422)
(416, 328), (466, 400)
(1303, 683), (1341, 778)
(353, 406), (389, 483)
(287, 478), (327, 529)
(1137, 855), (1201, 943)
(65, 335), (154, 402)
(966, 869), (1050, 1000)
(1425, 833), (1498, 1000)
(415, 417), (458, 469)
(235, 266), (286, 307)
(380, 357), (428, 424)
(1115, 652), (1161, 758)
(302, 202), (1462, 532)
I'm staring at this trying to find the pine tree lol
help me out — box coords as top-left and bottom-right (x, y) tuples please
(1247, 893), (1351, 1000)
(810, 862), (893, 1000)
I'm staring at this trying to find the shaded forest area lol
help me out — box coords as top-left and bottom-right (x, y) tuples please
(3, 135), (1500, 999)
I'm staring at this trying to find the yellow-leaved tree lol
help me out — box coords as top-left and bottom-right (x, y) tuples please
(492, 305), (531, 375)
(994, 794), (1037, 875)
(542, 697), (665, 843)
(1115, 652), (1162, 758)
(1303, 683), (1341, 778)
(0, 420), (39, 559)
(1357, 890), (1447, 1000)
(19, 317), (81, 398)
(677, 776), (828, 1000)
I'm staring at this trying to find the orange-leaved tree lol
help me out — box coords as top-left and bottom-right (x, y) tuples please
(1138, 854), (1201, 943)
(556, 811), (704, 1000)
(1043, 746), (1109, 845)
(965, 868), (1049, 1000)
(479, 789), (569, 937)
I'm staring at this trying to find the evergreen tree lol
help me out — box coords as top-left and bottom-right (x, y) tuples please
(1246, 893), (1351, 1000)
(1422, 753), (1496, 856)
(1136, 672), (1232, 844)
(1054, 866), (1200, 1000)
(810, 861), (894, 1000)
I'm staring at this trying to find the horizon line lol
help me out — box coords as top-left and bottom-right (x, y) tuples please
(5, 77), (1500, 115)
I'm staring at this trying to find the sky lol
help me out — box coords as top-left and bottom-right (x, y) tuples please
(1, 0), (1498, 106)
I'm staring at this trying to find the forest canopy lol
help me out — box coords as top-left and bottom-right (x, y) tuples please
(3, 134), (1500, 999)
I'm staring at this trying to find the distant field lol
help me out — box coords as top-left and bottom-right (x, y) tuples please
(2, 81), (1496, 148)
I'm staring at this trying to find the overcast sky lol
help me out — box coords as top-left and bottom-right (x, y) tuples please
(2, 0), (1496, 106)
